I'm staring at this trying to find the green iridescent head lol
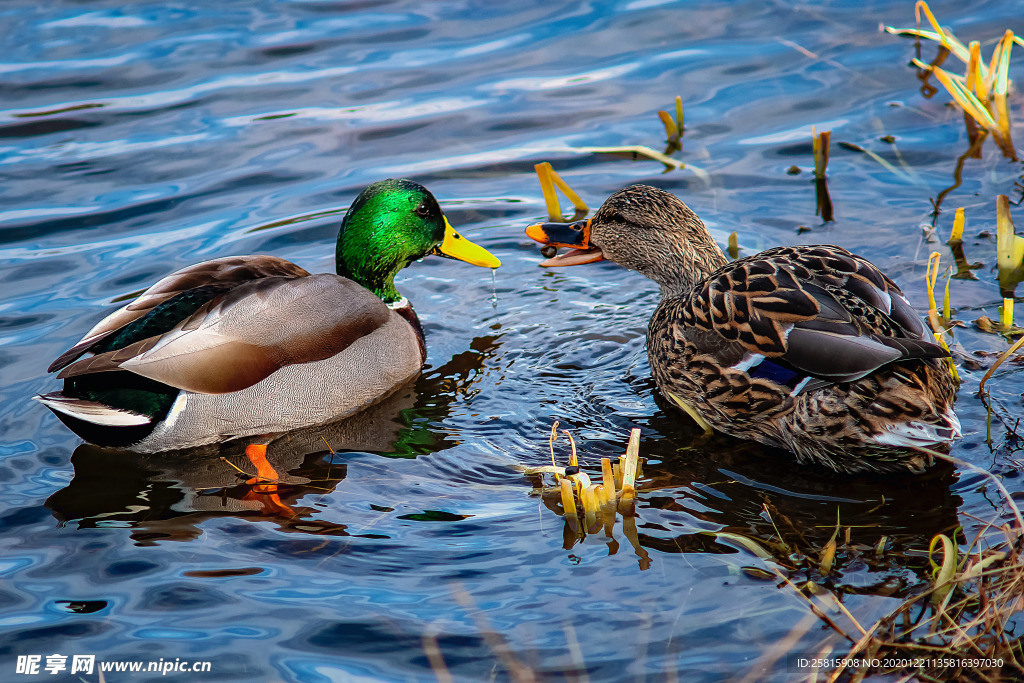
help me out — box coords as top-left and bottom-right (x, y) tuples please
(336, 179), (500, 304)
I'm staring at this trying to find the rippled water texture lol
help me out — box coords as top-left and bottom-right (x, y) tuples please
(2, 1), (1023, 681)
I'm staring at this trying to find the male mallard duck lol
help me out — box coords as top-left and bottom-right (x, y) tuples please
(526, 185), (960, 473)
(37, 179), (500, 453)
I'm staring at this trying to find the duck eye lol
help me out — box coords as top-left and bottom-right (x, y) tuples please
(414, 203), (431, 218)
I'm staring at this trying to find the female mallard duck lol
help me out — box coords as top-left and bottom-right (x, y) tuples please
(526, 185), (960, 473)
(38, 179), (500, 453)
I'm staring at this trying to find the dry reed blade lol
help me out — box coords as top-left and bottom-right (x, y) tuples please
(977, 334), (1024, 396)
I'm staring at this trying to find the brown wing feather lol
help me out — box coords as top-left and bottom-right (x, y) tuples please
(49, 255), (311, 372)
(684, 245), (947, 382)
(59, 274), (391, 394)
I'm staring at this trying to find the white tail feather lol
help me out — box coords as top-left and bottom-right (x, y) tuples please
(34, 394), (151, 427)
(873, 406), (961, 448)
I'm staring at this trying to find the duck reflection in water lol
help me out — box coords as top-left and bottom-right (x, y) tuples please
(45, 334), (503, 545)
(46, 386), (421, 544)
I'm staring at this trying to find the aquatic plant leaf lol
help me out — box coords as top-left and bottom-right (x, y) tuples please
(929, 533), (957, 606)
(712, 532), (775, 561)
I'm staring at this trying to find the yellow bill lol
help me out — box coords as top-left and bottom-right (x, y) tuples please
(434, 218), (501, 268)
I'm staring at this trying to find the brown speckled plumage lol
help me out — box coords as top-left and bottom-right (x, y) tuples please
(529, 185), (961, 473)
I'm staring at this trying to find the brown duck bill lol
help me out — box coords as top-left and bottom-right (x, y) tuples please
(525, 219), (605, 267)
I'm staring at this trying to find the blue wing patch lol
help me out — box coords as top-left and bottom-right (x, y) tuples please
(748, 358), (812, 394)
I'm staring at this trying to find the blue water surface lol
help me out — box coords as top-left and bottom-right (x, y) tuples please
(1, 0), (1023, 681)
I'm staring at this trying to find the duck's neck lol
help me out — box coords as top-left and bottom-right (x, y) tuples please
(653, 240), (728, 299)
(336, 233), (406, 305)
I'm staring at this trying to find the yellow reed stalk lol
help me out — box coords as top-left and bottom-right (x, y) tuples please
(811, 127), (830, 179)
(618, 428), (640, 510)
(535, 163), (561, 222)
(985, 30), (1013, 100)
(570, 471), (591, 500)
(996, 195), (1023, 265)
(600, 457), (614, 498)
(658, 111), (676, 140)
(547, 420), (561, 483)
(990, 32), (1016, 154)
(949, 207), (965, 243)
(996, 195), (1024, 328)
(581, 485), (598, 530)
(820, 510), (840, 576)
(926, 251), (941, 314)
(547, 169), (588, 215)
(562, 429), (578, 467)
(534, 163), (589, 222)
(926, 252), (959, 381)
(966, 41), (981, 97)
(560, 479), (577, 517)
(942, 269), (952, 321)
(658, 96), (685, 142)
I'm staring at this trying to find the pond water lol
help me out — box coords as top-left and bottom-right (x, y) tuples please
(2, 0), (1023, 681)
